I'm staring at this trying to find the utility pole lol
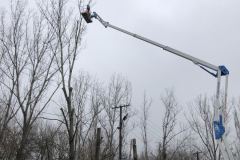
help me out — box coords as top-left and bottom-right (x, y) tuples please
(193, 151), (202, 160)
(113, 104), (129, 160)
(95, 128), (101, 160)
(132, 139), (138, 160)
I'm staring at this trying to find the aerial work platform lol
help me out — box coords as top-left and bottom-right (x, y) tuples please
(81, 4), (92, 23)
(81, 12), (92, 23)
(82, 5), (234, 160)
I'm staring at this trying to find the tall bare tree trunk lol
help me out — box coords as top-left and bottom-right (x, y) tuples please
(160, 88), (188, 160)
(140, 91), (152, 160)
(37, 0), (91, 159)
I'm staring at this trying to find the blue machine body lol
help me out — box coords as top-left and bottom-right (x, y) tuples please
(214, 115), (225, 139)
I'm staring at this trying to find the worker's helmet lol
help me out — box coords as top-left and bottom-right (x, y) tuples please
(87, 4), (90, 11)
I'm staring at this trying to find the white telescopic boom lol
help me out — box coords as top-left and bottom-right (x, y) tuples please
(93, 12), (218, 71)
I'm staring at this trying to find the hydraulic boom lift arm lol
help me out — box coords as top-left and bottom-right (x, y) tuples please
(82, 10), (234, 160)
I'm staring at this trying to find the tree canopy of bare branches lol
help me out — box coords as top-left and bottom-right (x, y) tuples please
(0, 0), (60, 159)
(158, 88), (189, 160)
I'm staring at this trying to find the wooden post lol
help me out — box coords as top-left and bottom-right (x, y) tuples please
(119, 106), (123, 160)
(95, 128), (101, 160)
(193, 151), (202, 160)
(132, 139), (138, 160)
(129, 140), (132, 160)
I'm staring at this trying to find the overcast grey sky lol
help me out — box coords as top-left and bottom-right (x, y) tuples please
(1, 0), (240, 153)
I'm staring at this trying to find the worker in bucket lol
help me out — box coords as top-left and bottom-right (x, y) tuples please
(86, 4), (91, 15)
(81, 4), (92, 23)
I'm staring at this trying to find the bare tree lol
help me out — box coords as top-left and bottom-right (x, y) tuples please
(37, 0), (92, 159)
(72, 71), (103, 160)
(98, 74), (132, 160)
(0, 0), (60, 159)
(26, 120), (63, 160)
(233, 97), (240, 158)
(159, 88), (189, 160)
(0, 4), (19, 147)
(186, 94), (217, 160)
(72, 71), (92, 160)
(140, 91), (153, 160)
